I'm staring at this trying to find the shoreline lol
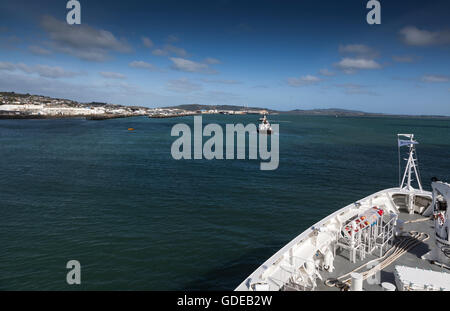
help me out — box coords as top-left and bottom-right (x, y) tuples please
(1, 112), (449, 121)
(1, 91), (449, 120)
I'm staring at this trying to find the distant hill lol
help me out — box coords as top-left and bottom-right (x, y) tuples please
(164, 104), (277, 113)
(282, 108), (450, 118)
(169, 104), (450, 119)
(166, 105), (370, 116)
(282, 108), (375, 116)
(167, 104), (372, 115)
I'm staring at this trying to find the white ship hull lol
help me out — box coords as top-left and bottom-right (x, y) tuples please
(236, 187), (434, 291)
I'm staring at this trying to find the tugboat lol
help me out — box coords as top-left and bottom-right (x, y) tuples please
(257, 114), (272, 135)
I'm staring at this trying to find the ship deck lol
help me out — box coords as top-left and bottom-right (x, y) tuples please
(313, 211), (448, 291)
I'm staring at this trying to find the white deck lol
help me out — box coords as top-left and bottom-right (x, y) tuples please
(235, 187), (440, 291)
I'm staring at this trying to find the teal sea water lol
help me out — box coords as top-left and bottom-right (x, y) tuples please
(1, 115), (450, 290)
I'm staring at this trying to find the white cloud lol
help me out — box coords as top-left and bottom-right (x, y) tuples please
(167, 78), (202, 93)
(165, 45), (187, 57)
(338, 44), (378, 59)
(0, 62), (81, 78)
(287, 75), (322, 87)
(0, 61), (16, 71)
(31, 64), (81, 78)
(142, 37), (154, 48)
(40, 15), (131, 61)
(129, 61), (160, 72)
(335, 44), (381, 74)
(152, 44), (187, 57)
(152, 48), (168, 56)
(399, 26), (450, 46)
(169, 57), (216, 74)
(100, 71), (126, 79)
(421, 75), (449, 83)
(335, 58), (381, 72)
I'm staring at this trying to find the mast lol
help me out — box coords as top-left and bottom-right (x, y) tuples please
(398, 134), (422, 191)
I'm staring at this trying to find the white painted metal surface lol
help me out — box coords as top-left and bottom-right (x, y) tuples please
(394, 265), (450, 291)
(350, 273), (363, 291)
(382, 282), (396, 291)
(422, 181), (450, 266)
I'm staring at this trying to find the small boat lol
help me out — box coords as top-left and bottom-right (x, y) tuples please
(128, 128), (135, 131)
(257, 114), (272, 135)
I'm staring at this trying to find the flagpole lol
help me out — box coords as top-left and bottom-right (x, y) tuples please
(398, 133), (421, 191)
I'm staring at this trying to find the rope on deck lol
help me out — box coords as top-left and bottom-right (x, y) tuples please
(325, 231), (429, 291)
(404, 217), (431, 224)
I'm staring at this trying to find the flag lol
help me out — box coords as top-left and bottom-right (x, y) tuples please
(398, 139), (418, 147)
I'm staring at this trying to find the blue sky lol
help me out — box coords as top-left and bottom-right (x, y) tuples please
(0, 0), (449, 114)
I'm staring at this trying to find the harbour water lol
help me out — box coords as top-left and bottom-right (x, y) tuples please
(1, 115), (449, 290)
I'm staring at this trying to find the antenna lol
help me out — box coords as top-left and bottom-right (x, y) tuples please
(398, 134), (423, 191)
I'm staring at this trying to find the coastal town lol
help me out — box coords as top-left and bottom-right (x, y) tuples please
(2, 92), (446, 120)
(0, 92), (268, 119)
